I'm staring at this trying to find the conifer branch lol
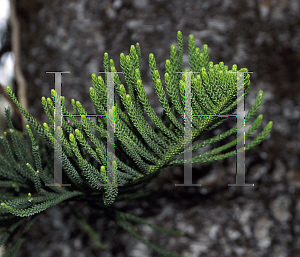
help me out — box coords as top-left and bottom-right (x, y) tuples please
(0, 31), (273, 257)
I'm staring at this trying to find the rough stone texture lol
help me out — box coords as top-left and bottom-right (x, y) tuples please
(0, 0), (299, 256)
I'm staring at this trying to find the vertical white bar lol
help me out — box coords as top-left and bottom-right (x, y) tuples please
(106, 72), (116, 185)
(184, 72), (192, 184)
(229, 72), (254, 186)
(45, 71), (71, 187)
(175, 71), (201, 186)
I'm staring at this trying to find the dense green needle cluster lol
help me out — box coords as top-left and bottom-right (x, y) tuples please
(0, 31), (273, 257)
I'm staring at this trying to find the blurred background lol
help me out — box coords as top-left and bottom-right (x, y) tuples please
(0, 0), (300, 256)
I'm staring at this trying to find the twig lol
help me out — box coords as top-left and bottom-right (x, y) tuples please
(0, 83), (23, 119)
(0, 83), (44, 125)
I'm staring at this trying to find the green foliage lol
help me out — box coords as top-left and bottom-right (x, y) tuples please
(0, 31), (273, 257)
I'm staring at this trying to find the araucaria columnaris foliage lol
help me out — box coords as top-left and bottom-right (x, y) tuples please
(0, 31), (273, 257)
